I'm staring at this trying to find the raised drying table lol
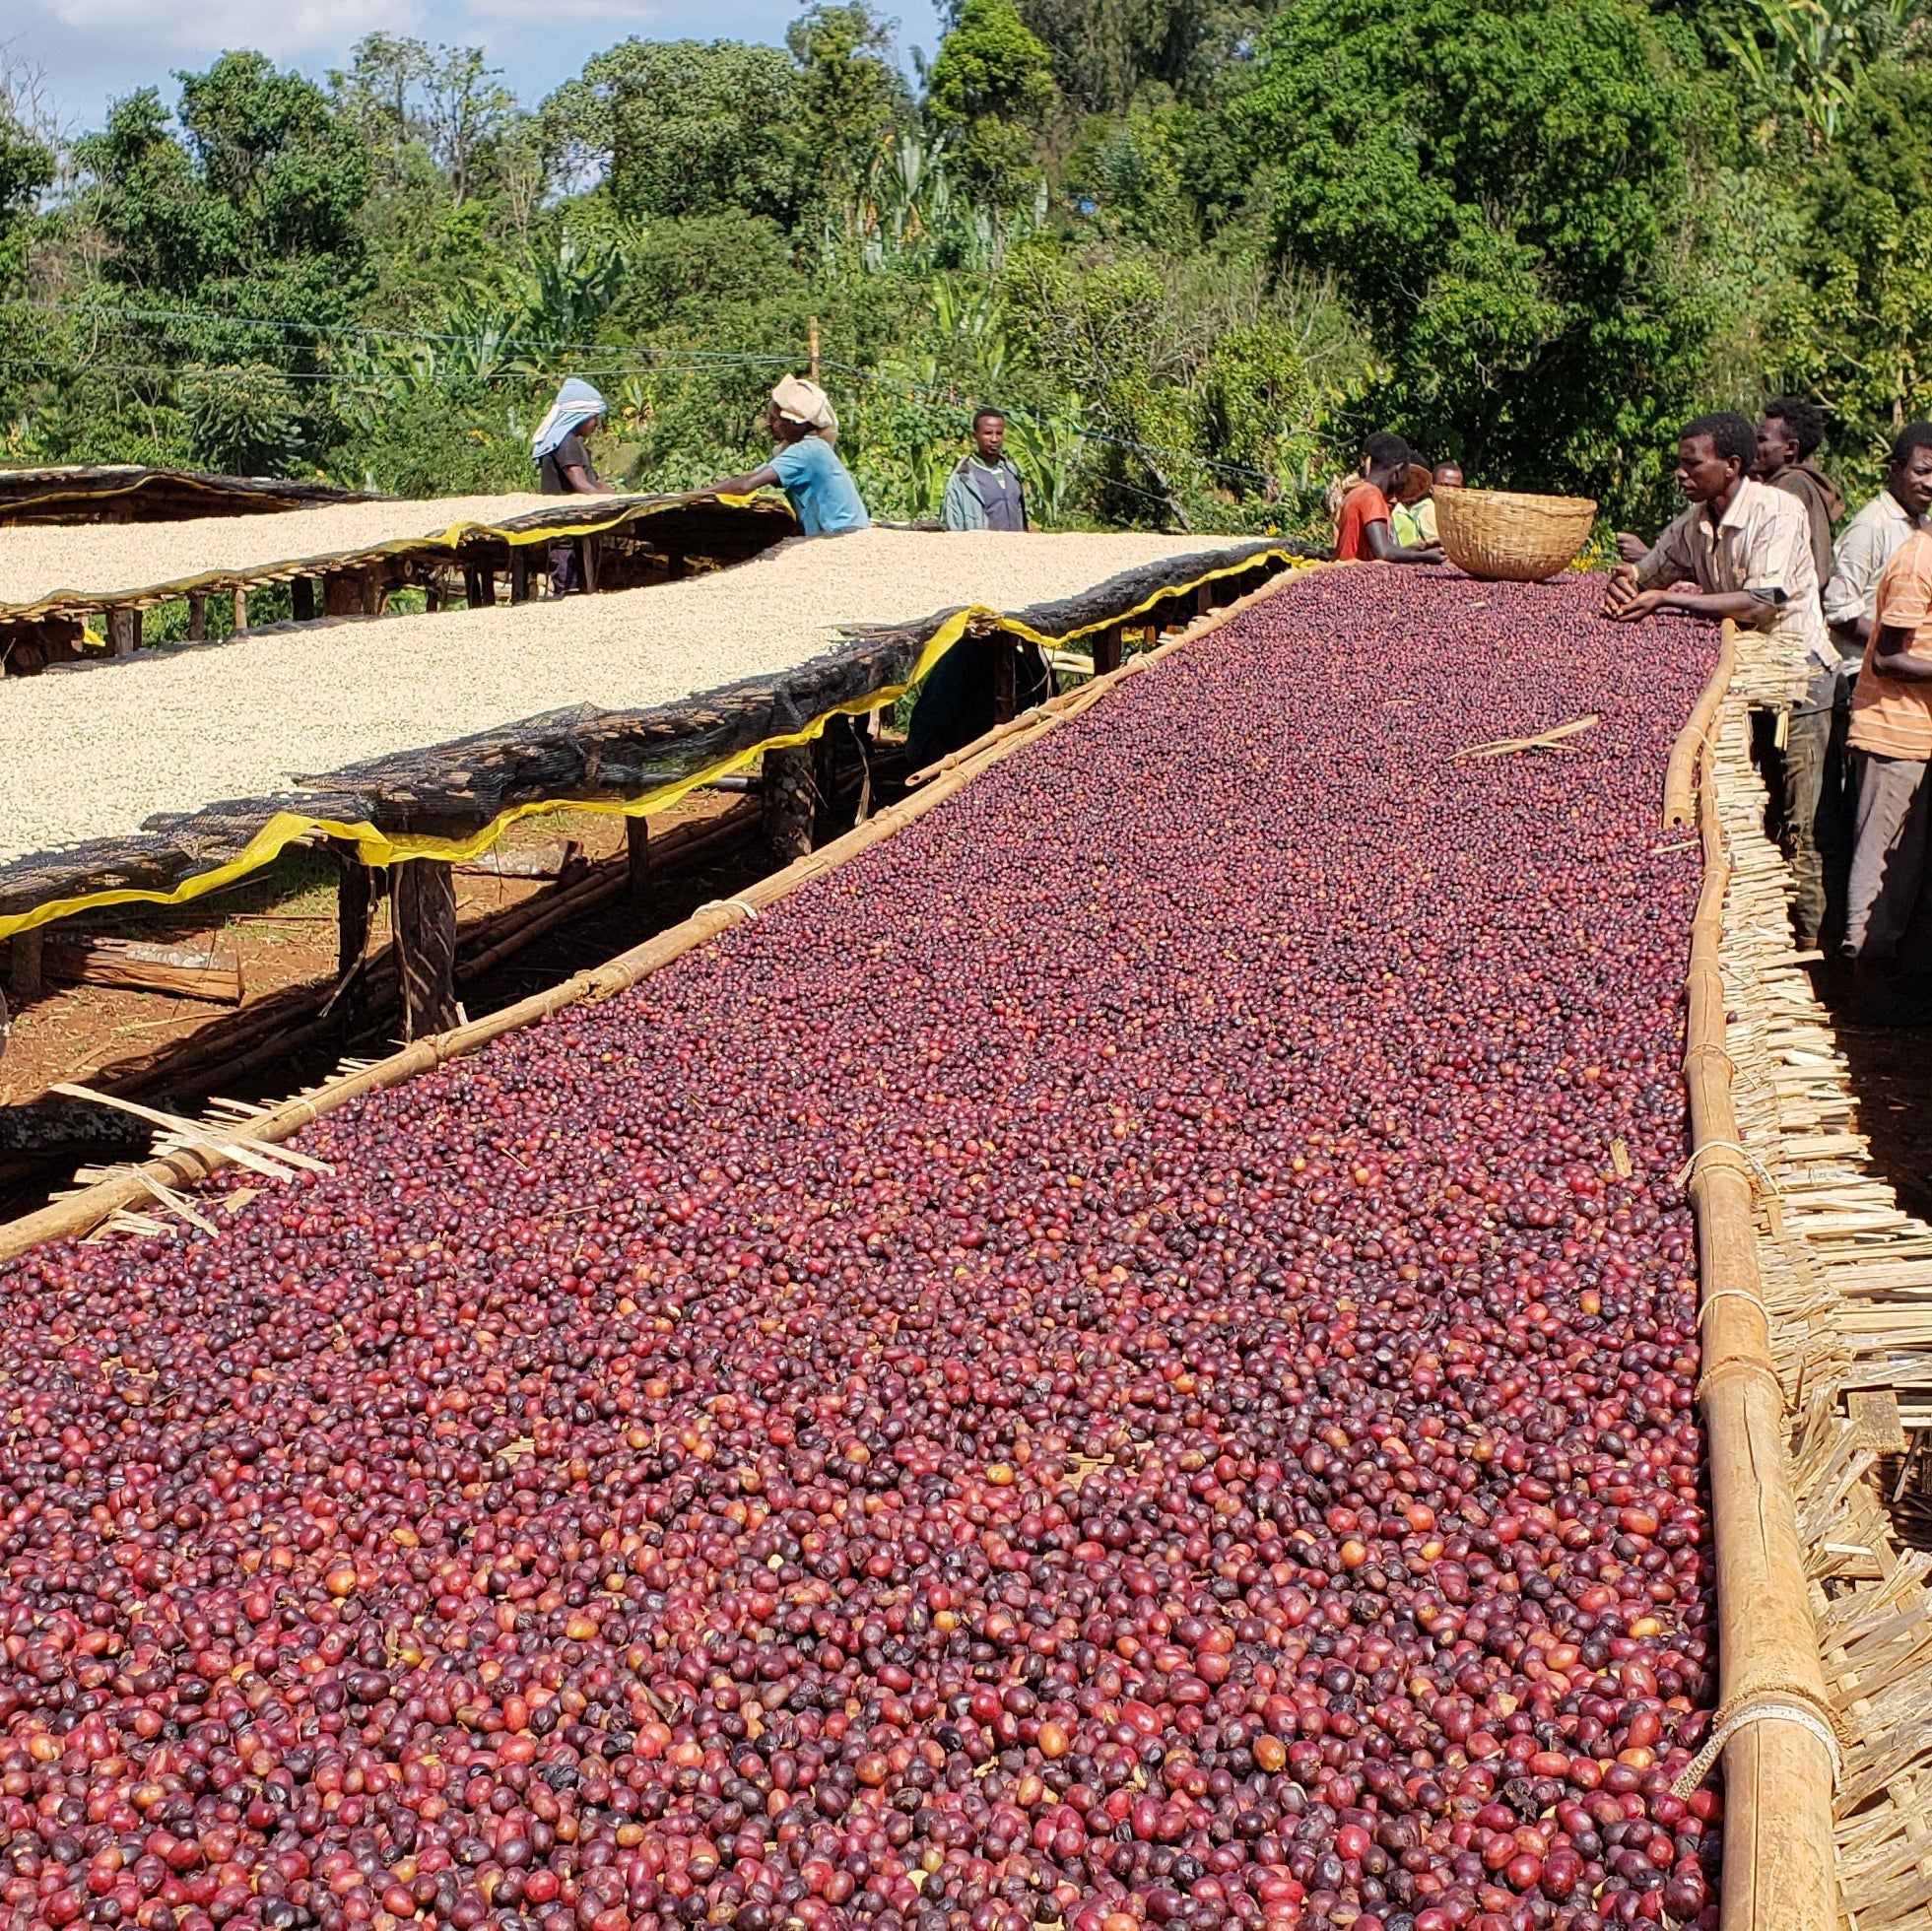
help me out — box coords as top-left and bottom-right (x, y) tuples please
(0, 488), (795, 671)
(0, 528), (1309, 1036)
(0, 463), (377, 526)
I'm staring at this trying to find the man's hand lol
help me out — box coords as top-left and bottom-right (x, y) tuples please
(1615, 531), (1651, 565)
(1602, 566), (1664, 622)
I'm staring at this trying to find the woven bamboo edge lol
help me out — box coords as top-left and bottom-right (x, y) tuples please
(1686, 619), (1932, 1931)
(0, 561), (1320, 1262)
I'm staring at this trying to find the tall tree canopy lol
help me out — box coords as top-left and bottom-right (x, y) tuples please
(1234, 0), (1706, 510)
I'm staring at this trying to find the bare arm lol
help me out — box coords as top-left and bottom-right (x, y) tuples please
(1603, 565), (1778, 626)
(1871, 623), (1932, 681)
(1362, 517), (1443, 565)
(561, 461), (605, 494)
(711, 464), (782, 496)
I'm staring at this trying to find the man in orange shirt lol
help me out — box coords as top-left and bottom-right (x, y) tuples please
(1845, 527), (1932, 1022)
(1334, 434), (1445, 565)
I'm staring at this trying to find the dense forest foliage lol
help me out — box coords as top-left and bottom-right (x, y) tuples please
(0, 0), (1927, 532)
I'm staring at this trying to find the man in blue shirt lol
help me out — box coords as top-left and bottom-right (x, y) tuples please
(710, 376), (870, 537)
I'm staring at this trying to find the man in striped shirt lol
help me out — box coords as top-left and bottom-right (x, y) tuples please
(1606, 412), (1833, 941)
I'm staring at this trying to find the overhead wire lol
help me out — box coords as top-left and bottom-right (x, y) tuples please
(0, 296), (1300, 490)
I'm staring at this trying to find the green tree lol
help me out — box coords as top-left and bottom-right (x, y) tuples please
(1784, 60), (1932, 455)
(70, 55), (373, 470)
(545, 41), (801, 224)
(996, 0), (1273, 114)
(1234, 0), (1706, 514)
(787, 4), (909, 202)
(926, 0), (1057, 208)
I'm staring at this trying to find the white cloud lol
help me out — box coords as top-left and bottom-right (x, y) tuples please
(461, 0), (660, 21)
(36, 0), (413, 65)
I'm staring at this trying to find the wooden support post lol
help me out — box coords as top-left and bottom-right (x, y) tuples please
(462, 566), (496, 610)
(233, 588), (248, 633)
(108, 607), (137, 656)
(626, 817), (652, 902)
(811, 725), (843, 844)
(580, 536), (600, 594)
(1091, 625), (1123, 677)
(1196, 582), (1216, 618)
(324, 572), (362, 618)
(292, 577), (316, 623)
(188, 594), (208, 641)
(991, 632), (1017, 723)
(10, 928), (42, 1000)
(330, 841), (376, 1027)
(763, 745), (817, 862)
(508, 548), (531, 604)
(362, 573), (384, 618)
(391, 859), (460, 1042)
(424, 577), (442, 614)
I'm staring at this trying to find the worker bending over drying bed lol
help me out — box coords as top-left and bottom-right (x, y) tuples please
(532, 376), (610, 596)
(1332, 434), (1445, 566)
(710, 377), (870, 538)
(1606, 412), (1833, 943)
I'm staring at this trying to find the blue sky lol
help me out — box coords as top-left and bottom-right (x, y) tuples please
(6, 0), (946, 136)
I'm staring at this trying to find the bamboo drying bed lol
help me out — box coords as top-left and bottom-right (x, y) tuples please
(0, 563), (1314, 1257)
(0, 533), (1311, 939)
(1672, 618), (1932, 1931)
(0, 488), (793, 626)
(0, 464), (377, 526)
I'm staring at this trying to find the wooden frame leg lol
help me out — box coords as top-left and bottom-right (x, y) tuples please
(10, 928), (42, 1001)
(108, 607), (137, 656)
(626, 817), (651, 902)
(1092, 624), (1123, 677)
(292, 577), (316, 623)
(391, 859), (460, 1042)
(188, 594), (208, 641)
(509, 549), (531, 604)
(763, 745), (816, 861)
(233, 588), (248, 633)
(992, 633), (1017, 723)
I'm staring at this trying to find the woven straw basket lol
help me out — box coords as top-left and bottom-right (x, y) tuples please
(1432, 485), (1597, 581)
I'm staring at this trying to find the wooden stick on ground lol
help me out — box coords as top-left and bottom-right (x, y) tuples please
(0, 562), (1311, 1259)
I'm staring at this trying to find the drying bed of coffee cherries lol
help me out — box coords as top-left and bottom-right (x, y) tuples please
(0, 568), (1721, 1931)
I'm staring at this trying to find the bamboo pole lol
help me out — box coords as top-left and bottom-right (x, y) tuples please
(0, 561), (1310, 1261)
(1679, 621), (1837, 1931)
(1663, 622), (1738, 828)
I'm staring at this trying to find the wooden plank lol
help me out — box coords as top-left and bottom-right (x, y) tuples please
(457, 839), (583, 882)
(42, 936), (243, 1005)
(1850, 1388), (1910, 1456)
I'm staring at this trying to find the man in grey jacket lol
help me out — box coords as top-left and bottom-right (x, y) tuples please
(943, 409), (1029, 531)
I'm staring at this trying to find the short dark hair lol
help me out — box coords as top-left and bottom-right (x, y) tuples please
(1680, 413), (1758, 472)
(1764, 395), (1827, 459)
(971, 406), (1006, 429)
(1891, 421), (1932, 468)
(1364, 432), (1411, 472)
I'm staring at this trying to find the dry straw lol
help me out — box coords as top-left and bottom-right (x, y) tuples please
(1678, 617), (1932, 1931)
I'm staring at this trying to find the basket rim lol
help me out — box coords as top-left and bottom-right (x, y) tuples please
(1433, 484), (1598, 515)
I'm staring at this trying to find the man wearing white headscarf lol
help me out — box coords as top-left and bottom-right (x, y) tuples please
(708, 376), (869, 537)
(533, 377), (610, 594)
